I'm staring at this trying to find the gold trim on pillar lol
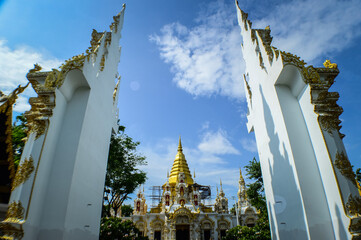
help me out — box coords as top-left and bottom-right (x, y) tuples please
(12, 156), (35, 190)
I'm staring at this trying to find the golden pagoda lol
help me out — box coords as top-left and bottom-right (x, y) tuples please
(168, 136), (193, 186)
(132, 137), (236, 240)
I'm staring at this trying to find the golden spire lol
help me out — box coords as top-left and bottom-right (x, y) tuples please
(178, 136), (182, 152)
(219, 179), (225, 197)
(193, 169), (196, 179)
(240, 168), (245, 185)
(168, 136), (193, 186)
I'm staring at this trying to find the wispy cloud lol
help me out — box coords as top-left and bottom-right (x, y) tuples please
(198, 129), (240, 155)
(150, 2), (245, 99)
(250, 0), (361, 63)
(152, 0), (361, 100)
(0, 39), (61, 112)
(240, 137), (257, 153)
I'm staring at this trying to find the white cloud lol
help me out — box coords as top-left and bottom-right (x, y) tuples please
(241, 137), (257, 153)
(150, 2), (245, 99)
(251, 0), (361, 63)
(198, 129), (240, 155)
(0, 39), (61, 112)
(151, 0), (361, 101)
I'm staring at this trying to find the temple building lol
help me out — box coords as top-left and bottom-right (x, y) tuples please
(237, 169), (258, 227)
(131, 137), (236, 240)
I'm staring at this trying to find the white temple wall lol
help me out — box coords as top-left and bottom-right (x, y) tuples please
(241, 37), (307, 238)
(275, 67), (334, 239)
(298, 83), (351, 238)
(15, 90), (69, 239)
(2, 6), (125, 239)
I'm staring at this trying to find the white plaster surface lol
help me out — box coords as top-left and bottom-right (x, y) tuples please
(236, 2), (358, 239)
(8, 6), (125, 240)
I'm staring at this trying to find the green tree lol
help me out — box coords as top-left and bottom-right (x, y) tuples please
(100, 218), (148, 240)
(12, 114), (27, 167)
(121, 204), (134, 217)
(244, 157), (266, 213)
(223, 157), (271, 240)
(103, 126), (147, 217)
(356, 168), (361, 183)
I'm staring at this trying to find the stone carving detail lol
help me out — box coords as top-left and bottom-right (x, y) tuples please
(347, 195), (361, 216)
(335, 151), (357, 186)
(28, 63), (42, 73)
(0, 201), (25, 239)
(12, 156), (35, 190)
(0, 84), (29, 189)
(4, 201), (25, 222)
(110, 5), (125, 33)
(243, 75), (252, 104)
(279, 51), (344, 136)
(24, 5), (123, 139)
(25, 71), (56, 139)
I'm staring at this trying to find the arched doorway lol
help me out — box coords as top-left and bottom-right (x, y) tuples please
(176, 224), (190, 240)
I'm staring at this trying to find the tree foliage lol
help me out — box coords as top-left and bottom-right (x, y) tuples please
(223, 157), (271, 240)
(222, 214), (271, 240)
(100, 218), (148, 240)
(244, 157), (267, 213)
(356, 168), (361, 183)
(12, 114), (27, 167)
(121, 204), (133, 217)
(103, 126), (147, 217)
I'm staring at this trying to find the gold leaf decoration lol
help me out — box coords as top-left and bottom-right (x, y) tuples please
(302, 66), (321, 84)
(4, 201), (24, 223)
(335, 151), (357, 186)
(12, 156), (34, 190)
(347, 195), (361, 216)
(323, 59), (338, 69)
(100, 55), (106, 71)
(243, 75), (252, 104)
(28, 63), (42, 74)
(350, 217), (361, 238)
(0, 222), (24, 240)
(280, 51), (306, 68)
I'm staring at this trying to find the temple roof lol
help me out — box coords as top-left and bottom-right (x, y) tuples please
(168, 137), (193, 186)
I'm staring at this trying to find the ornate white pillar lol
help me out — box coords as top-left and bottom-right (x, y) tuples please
(236, 1), (361, 239)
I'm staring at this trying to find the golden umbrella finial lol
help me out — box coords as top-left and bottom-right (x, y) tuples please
(178, 136), (183, 152)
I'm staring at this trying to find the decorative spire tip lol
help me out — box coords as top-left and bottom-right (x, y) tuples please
(178, 136), (183, 152)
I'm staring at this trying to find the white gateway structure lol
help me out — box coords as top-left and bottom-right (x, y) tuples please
(236, 1), (361, 240)
(1, 5), (125, 240)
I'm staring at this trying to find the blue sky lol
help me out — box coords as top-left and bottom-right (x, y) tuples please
(1, 0), (361, 207)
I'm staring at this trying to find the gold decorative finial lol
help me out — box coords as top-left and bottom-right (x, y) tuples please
(265, 25), (270, 30)
(240, 168), (245, 185)
(28, 63), (42, 73)
(220, 179), (223, 189)
(323, 59), (338, 69)
(178, 136), (183, 152)
(193, 169), (196, 179)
